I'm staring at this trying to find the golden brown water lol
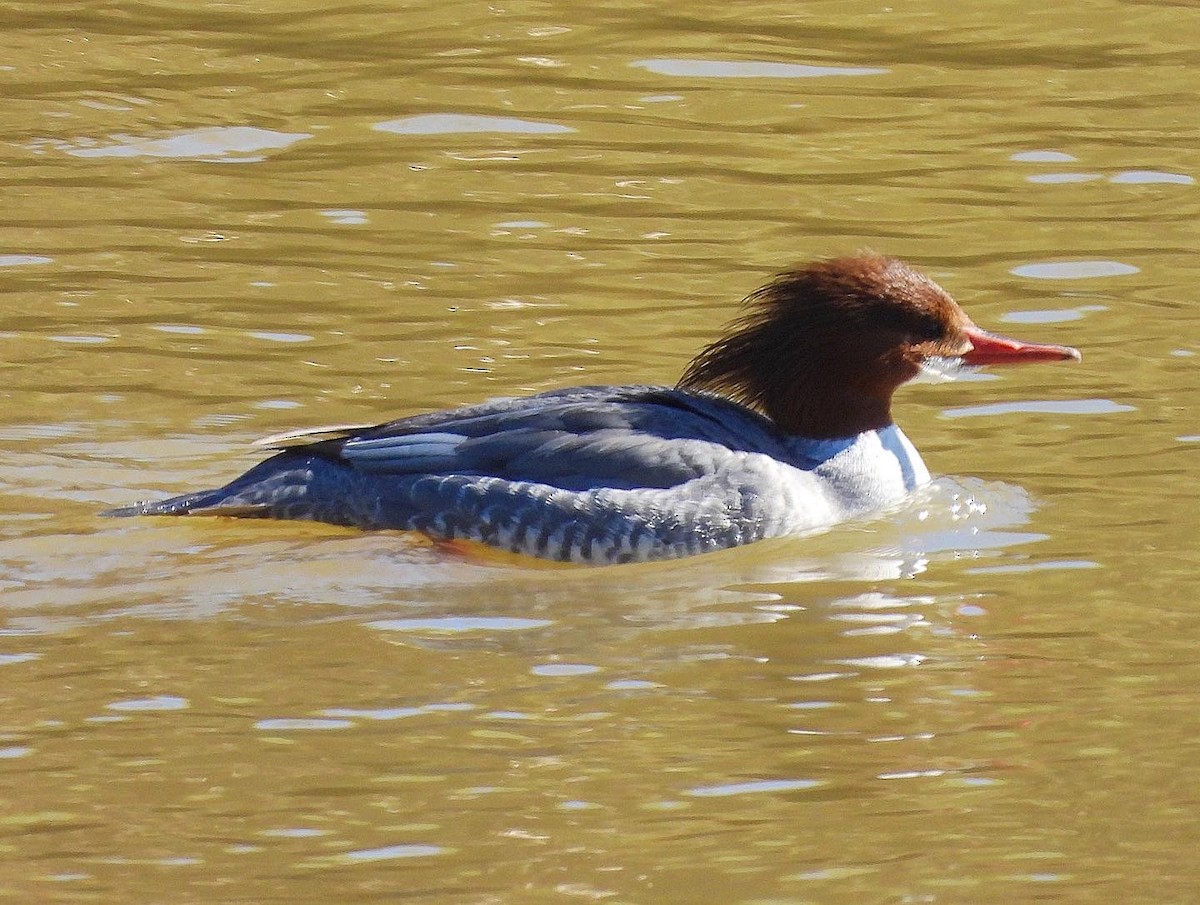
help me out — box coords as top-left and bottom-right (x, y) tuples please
(2, 0), (1199, 901)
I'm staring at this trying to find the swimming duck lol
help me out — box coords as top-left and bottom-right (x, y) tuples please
(106, 254), (1080, 563)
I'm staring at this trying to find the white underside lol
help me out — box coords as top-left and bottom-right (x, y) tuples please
(739, 424), (931, 536)
(570, 424), (932, 557)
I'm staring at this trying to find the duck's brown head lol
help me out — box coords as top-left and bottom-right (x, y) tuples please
(677, 254), (1080, 439)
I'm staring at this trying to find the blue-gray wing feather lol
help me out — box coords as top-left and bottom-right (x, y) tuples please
(334, 387), (800, 488)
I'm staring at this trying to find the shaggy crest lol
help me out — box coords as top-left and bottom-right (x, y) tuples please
(677, 254), (970, 437)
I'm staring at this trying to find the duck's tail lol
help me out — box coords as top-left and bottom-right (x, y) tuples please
(101, 451), (376, 525)
(102, 489), (270, 518)
(101, 451), (327, 519)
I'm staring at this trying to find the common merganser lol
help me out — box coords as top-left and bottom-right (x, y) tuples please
(106, 255), (1080, 564)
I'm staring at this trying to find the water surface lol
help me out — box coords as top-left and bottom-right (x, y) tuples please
(2, 0), (1199, 901)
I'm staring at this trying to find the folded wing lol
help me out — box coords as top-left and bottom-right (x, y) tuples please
(298, 386), (795, 491)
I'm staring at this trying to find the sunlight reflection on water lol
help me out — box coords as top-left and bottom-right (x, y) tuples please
(51, 126), (312, 161)
(631, 59), (888, 78)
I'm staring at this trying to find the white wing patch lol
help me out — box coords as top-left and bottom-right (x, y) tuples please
(341, 432), (470, 472)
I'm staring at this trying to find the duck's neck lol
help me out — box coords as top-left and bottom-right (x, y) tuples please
(678, 335), (901, 439)
(763, 380), (894, 439)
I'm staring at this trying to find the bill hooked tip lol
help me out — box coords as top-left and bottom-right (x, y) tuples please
(960, 324), (1082, 366)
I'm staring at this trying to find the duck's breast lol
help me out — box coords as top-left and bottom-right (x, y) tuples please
(797, 425), (931, 518)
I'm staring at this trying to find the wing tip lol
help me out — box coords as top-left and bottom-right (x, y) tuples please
(252, 423), (373, 449)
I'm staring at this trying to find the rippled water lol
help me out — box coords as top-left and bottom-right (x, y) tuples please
(2, 0), (1199, 901)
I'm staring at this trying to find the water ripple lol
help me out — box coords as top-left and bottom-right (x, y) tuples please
(106, 695), (189, 712)
(686, 778), (822, 797)
(942, 399), (1135, 418)
(0, 255), (52, 267)
(1011, 261), (1140, 279)
(366, 616), (553, 633)
(374, 114), (574, 135)
(632, 59), (888, 78)
(56, 126), (312, 161)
